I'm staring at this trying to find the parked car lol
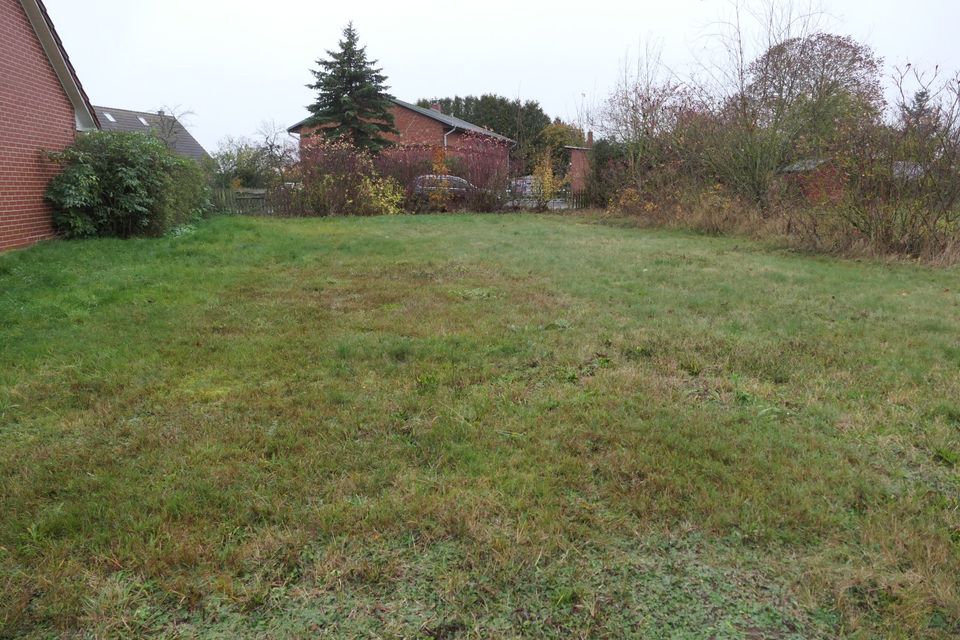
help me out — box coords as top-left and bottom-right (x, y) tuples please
(412, 174), (475, 210)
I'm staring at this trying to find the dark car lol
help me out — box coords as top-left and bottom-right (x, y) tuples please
(412, 174), (475, 210)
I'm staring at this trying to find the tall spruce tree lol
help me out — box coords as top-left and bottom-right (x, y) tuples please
(304, 23), (397, 152)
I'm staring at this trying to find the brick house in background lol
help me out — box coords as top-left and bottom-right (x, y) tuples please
(1, 0), (99, 251)
(290, 99), (598, 197)
(288, 98), (514, 169)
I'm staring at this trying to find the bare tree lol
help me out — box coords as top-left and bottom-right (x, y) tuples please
(211, 122), (301, 190)
(590, 43), (689, 194)
(588, 2), (834, 211)
(686, 1), (838, 211)
(152, 104), (195, 151)
(256, 120), (300, 186)
(691, 0), (826, 105)
(852, 66), (960, 251)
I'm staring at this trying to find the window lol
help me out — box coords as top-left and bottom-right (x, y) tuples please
(103, 112), (116, 123)
(138, 117), (150, 127)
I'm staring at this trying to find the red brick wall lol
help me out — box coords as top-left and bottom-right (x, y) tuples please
(299, 105), (447, 148)
(446, 130), (510, 170)
(567, 148), (589, 193)
(0, 0), (77, 251)
(385, 105), (445, 146)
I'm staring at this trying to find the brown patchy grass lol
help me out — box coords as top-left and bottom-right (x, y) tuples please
(1, 213), (958, 638)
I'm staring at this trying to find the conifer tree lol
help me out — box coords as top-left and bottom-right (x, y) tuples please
(304, 23), (397, 151)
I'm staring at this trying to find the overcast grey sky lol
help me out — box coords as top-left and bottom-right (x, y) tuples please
(44, 0), (959, 152)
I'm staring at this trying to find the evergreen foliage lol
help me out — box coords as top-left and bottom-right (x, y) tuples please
(304, 23), (397, 152)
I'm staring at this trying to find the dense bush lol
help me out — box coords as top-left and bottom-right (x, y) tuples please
(46, 131), (210, 238)
(299, 138), (404, 216)
(452, 134), (511, 211)
(374, 144), (434, 207)
(584, 139), (629, 207)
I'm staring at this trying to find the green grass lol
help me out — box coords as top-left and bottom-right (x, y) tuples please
(1, 213), (958, 638)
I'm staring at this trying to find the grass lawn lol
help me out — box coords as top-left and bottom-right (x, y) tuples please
(1, 213), (959, 638)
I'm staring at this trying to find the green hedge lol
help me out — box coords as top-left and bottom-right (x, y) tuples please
(45, 131), (211, 238)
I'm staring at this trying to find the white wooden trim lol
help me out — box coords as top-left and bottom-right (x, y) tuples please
(18, 0), (99, 131)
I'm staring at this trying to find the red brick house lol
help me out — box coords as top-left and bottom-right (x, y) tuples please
(1, 0), (99, 251)
(288, 99), (514, 168)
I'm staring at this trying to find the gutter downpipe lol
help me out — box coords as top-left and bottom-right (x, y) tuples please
(443, 126), (457, 150)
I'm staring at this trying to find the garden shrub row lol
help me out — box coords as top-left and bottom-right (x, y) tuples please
(298, 134), (513, 216)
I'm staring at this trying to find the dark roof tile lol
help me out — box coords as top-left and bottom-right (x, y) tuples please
(93, 106), (209, 161)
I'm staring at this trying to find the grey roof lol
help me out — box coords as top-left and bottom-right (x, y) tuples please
(93, 106), (209, 161)
(288, 98), (515, 144)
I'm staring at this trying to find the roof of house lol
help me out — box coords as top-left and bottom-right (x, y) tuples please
(20, 0), (99, 131)
(288, 98), (515, 144)
(93, 106), (209, 161)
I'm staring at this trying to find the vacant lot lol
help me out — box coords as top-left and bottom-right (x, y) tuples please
(1, 214), (958, 638)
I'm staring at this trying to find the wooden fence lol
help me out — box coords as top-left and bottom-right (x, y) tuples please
(212, 188), (306, 217)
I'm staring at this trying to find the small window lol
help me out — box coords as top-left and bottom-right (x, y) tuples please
(103, 112), (116, 123)
(138, 117), (150, 126)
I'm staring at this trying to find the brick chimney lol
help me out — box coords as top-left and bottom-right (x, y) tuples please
(587, 131), (594, 148)
(430, 103), (442, 113)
